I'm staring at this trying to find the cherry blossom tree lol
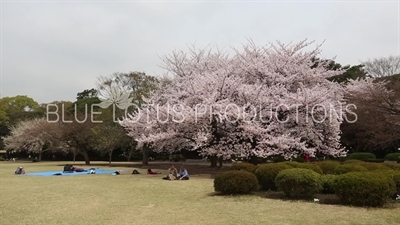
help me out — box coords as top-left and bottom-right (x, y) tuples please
(120, 40), (349, 166)
(3, 118), (58, 161)
(343, 76), (400, 152)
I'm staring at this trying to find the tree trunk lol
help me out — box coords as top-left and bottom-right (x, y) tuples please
(209, 155), (217, 168)
(38, 152), (42, 162)
(217, 156), (223, 167)
(109, 149), (113, 164)
(73, 153), (76, 163)
(82, 150), (90, 165)
(142, 147), (149, 166)
(127, 146), (134, 162)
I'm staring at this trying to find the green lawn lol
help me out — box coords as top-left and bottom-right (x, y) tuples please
(0, 161), (399, 225)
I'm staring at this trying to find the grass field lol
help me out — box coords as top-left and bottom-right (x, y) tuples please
(1, 161), (400, 225)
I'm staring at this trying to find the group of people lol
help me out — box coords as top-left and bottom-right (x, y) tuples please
(162, 165), (189, 180)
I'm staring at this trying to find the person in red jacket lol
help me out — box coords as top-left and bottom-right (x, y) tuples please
(147, 169), (161, 174)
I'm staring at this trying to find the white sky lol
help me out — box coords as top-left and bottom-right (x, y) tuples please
(1, 0), (399, 104)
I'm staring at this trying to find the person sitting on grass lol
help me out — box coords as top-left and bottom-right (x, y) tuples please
(177, 166), (189, 180)
(147, 169), (161, 174)
(163, 165), (178, 180)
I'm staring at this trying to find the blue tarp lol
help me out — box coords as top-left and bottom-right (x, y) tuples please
(25, 169), (116, 176)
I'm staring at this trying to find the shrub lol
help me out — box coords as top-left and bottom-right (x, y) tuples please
(282, 161), (323, 174)
(371, 170), (400, 194)
(275, 168), (322, 200)
(321, 174), (336, 194)
(283, 161), (301, 167)
(230, 162), (258, 173)
(385, 164), (400, 171)
(385, 153), (400, 162)
(364, 159), (385, 163)
(254, 163), (292, 190)
(0, 156), (4, 161)
(214, 170), (259, 195)
(342, 159), (365, 164)
(333, 172), (396, 207)
(361, 162), (391, 171)
(317, 160), (340, 174)
(334, 164), (368, 175)
(347, 152), (376, 161)
(296, 163), (323, 174)
(390, 172), (400, 194)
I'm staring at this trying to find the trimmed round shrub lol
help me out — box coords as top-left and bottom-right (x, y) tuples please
(321, 174), (336, 194)
(214, 170), (259, 195)
(283, 161), (323, 174)
(254, 163), (292, 190)
(334, 164), (368, 175)
(347, 152), (376, 161)
(317, 160), (340, 174)
(230, 162), (258, 173)
(385, 164), (400, 171)
(364, 159), (385, 163)
(385, 153), (400, 162)
(333, 172), (396, 207)
(342, 159), (365, 164)
(275, 168), (322, 200)
(296, 163), (323, 174)
(371, 170), (400, 194)
(361, 162), (391, 171)
(282, 161), (301, 167)
(390, 172), (400, 194)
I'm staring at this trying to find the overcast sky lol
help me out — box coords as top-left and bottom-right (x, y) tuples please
(1, 0), (399, 104)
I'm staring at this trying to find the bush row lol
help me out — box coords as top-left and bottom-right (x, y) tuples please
(216, 161), (400, 207)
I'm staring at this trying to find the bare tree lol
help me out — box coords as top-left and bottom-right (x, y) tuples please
(362, 55), (400, 77)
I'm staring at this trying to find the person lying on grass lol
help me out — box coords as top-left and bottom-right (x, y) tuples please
(176, 166), (189, 180)
(147, 169), (161, 174)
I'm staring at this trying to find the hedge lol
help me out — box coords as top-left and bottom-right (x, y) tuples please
(230, 162), (258, 173)
(333, 172), (396, 207)
(317, 160), (340, 174)
(346, 152), (376, 161)
(385, 153), (400, 162)
(334, 164), (368, 175)
(254, 163), (292, 190)
(275, 168), (322, 200)
(214, 170), (259, 195)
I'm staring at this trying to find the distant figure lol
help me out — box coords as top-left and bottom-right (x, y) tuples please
(304, 154), (310, 162)
(147, 169), (161, 174)
(177, 166), (189, 180)
(163, 165), (178, 180)
(15, 167), (25, 175)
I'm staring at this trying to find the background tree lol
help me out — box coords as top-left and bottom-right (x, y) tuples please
(361, 55), (400, 77)
(92, 124), (130, 164)
(342, 74), (400, 156)
(0, 95), (44, 149)
(96, 72), (158, 165)
(3, 118), (57, 161)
